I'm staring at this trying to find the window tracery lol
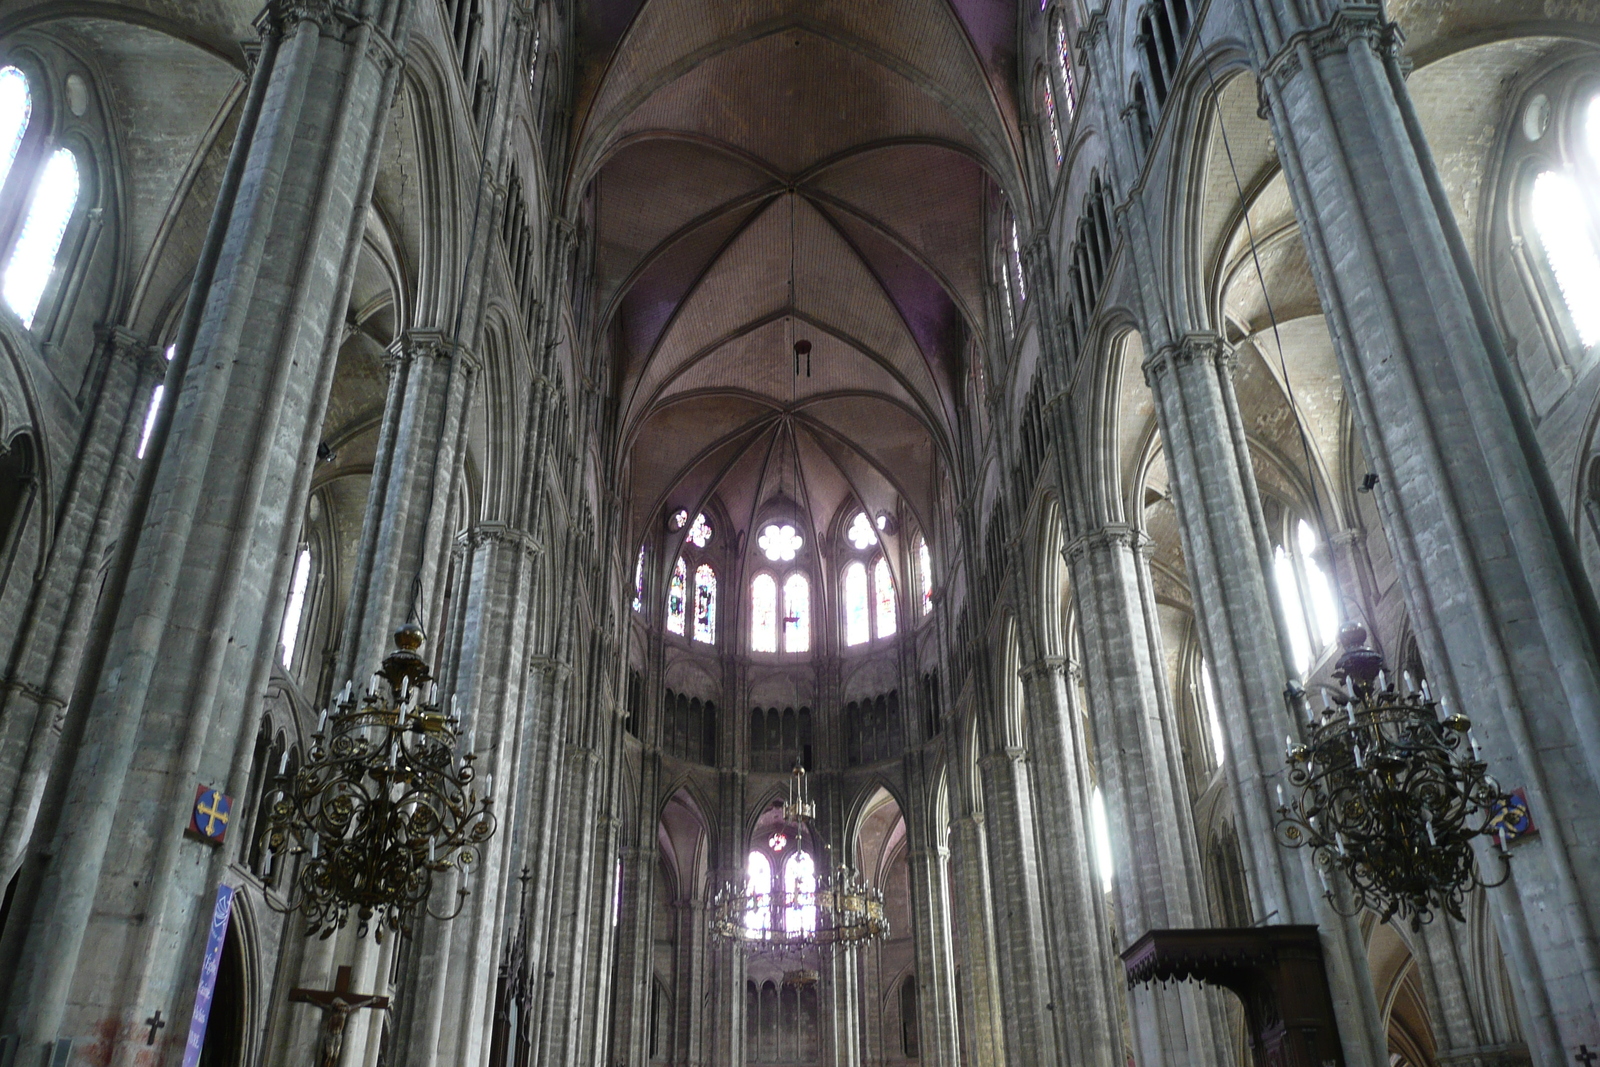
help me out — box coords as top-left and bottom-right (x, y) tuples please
(759, 522), (803, 561)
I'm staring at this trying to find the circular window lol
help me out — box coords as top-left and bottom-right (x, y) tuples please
(759, 523), (804, 562)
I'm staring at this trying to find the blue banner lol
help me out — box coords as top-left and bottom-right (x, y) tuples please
(181, 883), (235, 1067)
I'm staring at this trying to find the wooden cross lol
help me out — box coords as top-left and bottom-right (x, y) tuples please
(290, 967), (390, 1067)
(1576, 1046), (1598, 1067)
(143, 1010), (165, 1046)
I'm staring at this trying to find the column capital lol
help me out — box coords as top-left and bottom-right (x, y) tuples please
(1018, 656), (1071, 684)
(1141, 331), (1231, 388)
(1074, 10), (1109, 53)
(254, 0), (352, 38)
(97, 324), (166, 379)
(1260, 4), (1403, 92)
(462, 521), (541, 557)
(387, 329), (480, 374)
(1063, 523), (1150, 565)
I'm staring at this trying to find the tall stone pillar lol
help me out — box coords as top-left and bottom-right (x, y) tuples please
(1247, 0), (1600, 1052)
(901, 752), (961, 1067)
(976, 746), (1063, 1067)
(1142, 333), (1390, 1066)
(946, 811), (1004, 1067)
(0, 5), (411, 1066)
(0, 327), (168, 885)
(1017, 658), (1120, 1067)
(1066, 524), (1223, 1067)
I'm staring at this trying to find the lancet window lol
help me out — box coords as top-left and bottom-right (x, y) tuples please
(1518, 84), (1600, 353)
(841, 512), (898, 648)
(1271, 517), (1340, 674)
(0, 65), (87, 331)
(666, 509), (716, 643)
(1040, 73), (1062, 168)
(279, 546), (313, 669)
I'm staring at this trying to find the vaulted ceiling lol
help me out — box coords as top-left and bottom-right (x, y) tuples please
(572, 0), (1024, 555)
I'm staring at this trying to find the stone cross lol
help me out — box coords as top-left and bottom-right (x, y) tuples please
(289, 966), (390, 1067)
(144, 1010), (165, 1046)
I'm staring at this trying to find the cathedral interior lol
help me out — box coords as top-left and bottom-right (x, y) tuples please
(0, 0), (1599, 1064)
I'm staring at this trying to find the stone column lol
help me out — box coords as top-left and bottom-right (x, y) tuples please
(1017, 658), (1120, 1067)
(901, 752), (961, 1067)
(1066, 524), (1223, 1067)
(1246, 0), (1600, 1051)
(0, 327), (167, 885)
(0, 5), (411, 1066)
(1142, 332), (1392, 1067)
(946, 811), (1004, 1067)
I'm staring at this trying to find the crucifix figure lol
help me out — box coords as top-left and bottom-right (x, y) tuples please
(144, 1010), (165, 1046)
(1576, 1047), (1598, 1067)
(290, 966), (389, 1067)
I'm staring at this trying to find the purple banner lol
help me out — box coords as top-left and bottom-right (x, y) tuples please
(181, 883), (235, 1067)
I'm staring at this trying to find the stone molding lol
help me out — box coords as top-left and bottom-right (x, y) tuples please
(0, 676), (67, 711)
(1062, 523), (1150, 564)
(1017, 657), (1070, 684)
(386, 329), (481, 375)
(1141, 331), (1231, 388)
(463, 522), (541, 556)
(1260, 4), (1403, 91)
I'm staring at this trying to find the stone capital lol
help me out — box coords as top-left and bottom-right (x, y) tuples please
(463, 522), (541, 557)
(1141, 330), (1231, 388)
(387, 329), (480, 374)
(1063, 523), (1149, 565)
(1261, 4), (1403, 91)
(98, 324), (165, 377)
(1017, 656), (1071, 684)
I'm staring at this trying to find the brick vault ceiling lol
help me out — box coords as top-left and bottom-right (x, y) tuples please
(575, 0), (1024, 555)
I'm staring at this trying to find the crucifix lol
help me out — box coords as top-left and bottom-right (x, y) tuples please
(290, 967), (390, 1067)
(1576, 1046), (1598, 1067)
(144, 1010), (165, 1046)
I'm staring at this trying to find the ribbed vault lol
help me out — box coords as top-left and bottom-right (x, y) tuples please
(576, 0), (1020, 550)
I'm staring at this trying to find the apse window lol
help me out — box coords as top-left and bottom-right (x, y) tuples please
(846, 511), (878, 550)
(744, 851), (772, 935)
(916, 534), (933, 616)
(632, 545), (645, 612)
(750, 571), (810, 654)
(783, 850), (817, 935)
(3, 146), (80, 328)
(693, 563), (717, 643)
(667, 557), (688, 635)
(758, 523), (803, 562)
(686, 512), (713, 548)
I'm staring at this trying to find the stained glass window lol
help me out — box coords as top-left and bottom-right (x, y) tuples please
(759, 523), (803, 562)
(0, 67), (30, 196)
(4, 147), (80, 328)
(874, 557), (897, 639)
(687, 512), (712, 548)
(668, 508), (689, 530)
(752, 573), (778, 652)
(1531, 170), (1600, 346)
(1273, 544), (1310, 673)
(846, 512), (877, 550)
(1054, 15), (1078, 121)
(998, 249), (1015, 333)
(1010, 216), (1027, 304)
(745, 851), (772, 934)
(1297, 519), (1339, 647)
(844, 561), (869, 646)
(784, 573), (810, 653)
(693, 563), (716, 643)
(917, 536), (932, 616)
(667, 557), (687, 635)
(280, 547), (312, 668)
(768, 832), (787, 852)
(1043, 79), (1063, 167)
(784, 850), (817, 935)
(632, 545), (645, 612)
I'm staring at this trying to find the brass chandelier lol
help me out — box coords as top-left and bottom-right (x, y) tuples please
(709, 766), (889, 949)
(263, 624), (496, 940)
(1276, 622), (1512, 928)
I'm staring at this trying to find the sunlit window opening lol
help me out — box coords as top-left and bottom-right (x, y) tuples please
(1090, 785), (1114, 894)
(0, 67), (30, 195)
(1587, 92), (1600, 167)
(917, 536), (932, 616)
(783, 573), (811, 653)
(1274, 543), (1312, 673)
(667, 557), (688, 635)
(844, 560), (870, 646)
(1297, 519), (1340, 647)
(632, 546), (645, 612)
(874, 557), (897, 639)
(1009, 217), (1027, 304)
(784, 850), (817, 935)
(4, 147), (81, 328)
(759, 522), (803, 562)
(847, 511), (878, 550)
(744, 851), (772, 934)
(612, 857), (623, 928)
(279, 547), (312, 668)
(693, 563), (716, 643)
(137, 344), (178, 460)
(686, 512), (713, 548)
(1531, 170), (1600, 347)
(752, 574), (778, 652)
(1054, 17), (1077, 120)
(1042, 80), (1063, 167)
(1201, 659), (1224, 765)
(998, 249), (1015, 333)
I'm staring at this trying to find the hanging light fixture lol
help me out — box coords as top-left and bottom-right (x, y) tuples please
(709, 765), (889, 948)
(262, 624), (497, 940)
(1275, 622), (1512, 928)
